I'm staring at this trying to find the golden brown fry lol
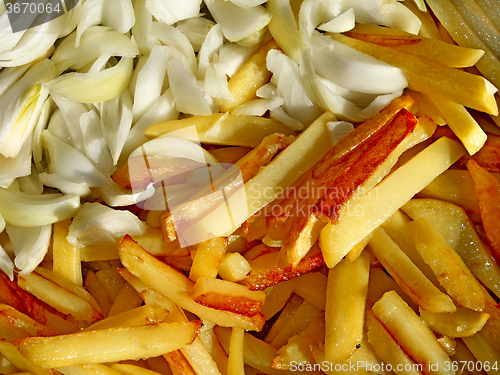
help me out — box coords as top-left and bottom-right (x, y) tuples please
(164, 350), (197, 375)
(189, 237), (227, 282)
(14, 321), (201, 368)
(467, 159), (500, 261)
(408, 218), (489, 311)
(368, 227), (456, 313)
(402, 198), (500, 298)
(144, 113), (295, 148)
(0, 304), (57, 341)
(365, 311), (423, 375)
(118, 235), (264, 331)
(372, 291), (453, 375)
(0, 339), (52, 375)
(192, 277), (266, 317)
(325, 251), (370, 365)
(52, 219), (82, 286)
(0, 271), (47, 325)
(419, 307), (490, 338)
(320, 137), (466, 268)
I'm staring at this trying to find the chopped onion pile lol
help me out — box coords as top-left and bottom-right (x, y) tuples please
(0, 0), (423, 276)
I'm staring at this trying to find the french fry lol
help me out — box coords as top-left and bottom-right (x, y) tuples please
(198, 322), (229, 375)
(83, 270), (113, 318)
(215, 326), (297, 375)
(265, 294), (303, 344)
(277, 101), (429, 268)
(451, 339), (487, 375)
(218, 252), (252, 282)
(145, 356), (174, 375)
(163, 350), (196, 375)
(417, 170), (483, 222)
(346, 28), (485, 68)
(244, 244), (324, 291)
(144, 113), (295, 148)
(189, 237), (227, 282)
(407, 218), (490, 311)
(209, 146), (252, 164)
(419, 307), (490, 338)
(83, 305), (167, 331)
(293, 272), (327, 311)
(58, 364), (122, 375)
(366, 311), (423, 375)
(367, 267), (419, 312)
(14, 321), (201, 368)
(382, 210), (444, 291)
(17, 269), (102, 323)
(402, 198), (500, 298)
(269, 299), (322, 349)
(96, 268), (126, 302)
(320, 137), (466, 268)
(372, 291), (453, 375)
(0, 340), (52, 375)
(52, 219), (82, 286)
(118, 235), (264, 331)
(325, 251), (370, 364)
(227, 328), (245, 375)
(107, 282), (143, 317)
(189, 111), (339, 238)
(0, 305), (57, 341)
(467, 159), (500, 261)
(192, 277), (266, 317)
(462, 333), (500, 375)
(0, 271), (47, 325)
(259, 279), (296, 320)
(329, 34), (498, 115)
(111, 363), (165, 375)
(273, 334), (320, 373)
(79, 243), (120, 262)
(368, 227), (456, 313)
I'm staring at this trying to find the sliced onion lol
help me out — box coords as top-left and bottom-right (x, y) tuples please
(317, 8), (355, 33)
(46, 57), (134, 103)
(39, 173), (91, 197)
(52, 26), (138, 74)
(176, 17), (215, 53)
(67, 202), (148, 247)
(0, 63), (31, 98)
(79, 110), (115, 177)
(131, 0), (160, 55)
(120, 89), (180, 163)
(0, 59), (55, 158)
(132, 45), (170, 123)
(0, 242), (13, 280)
(204, 0), (271, 45)
(167, 54), (212, 116)
(311, 33), (408, 95)
(99, 89), (134, 165)
(18, 166), (44, 195)
(152, 22), (198, 77)
(146, 0), (202, 26)
(357, 91), (403, 120)
(228, 0), (268, 7)
(42, 130), (110, 187)
(299, 48), (363, 122)
(50, 93), (88, 151)
(32, 97), (55, 172)
(6, 224), (51, 275)
(204, 61), (233, 101)
(0, 138), (31, 183)
(218, 42), (258, 78)
(98, 182), (155, 207)
(267, 49), (322, 126)
(76, 0), (135, 46)
(198, 24), (224, 79)
(0, 188), (80, 227)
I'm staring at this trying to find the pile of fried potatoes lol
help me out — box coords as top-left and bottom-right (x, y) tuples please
(2, 1), (500, 375)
